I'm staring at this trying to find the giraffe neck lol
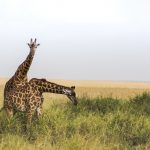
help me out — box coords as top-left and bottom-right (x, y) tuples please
(40, 83), (69, 94)
(14, 50), (35, 81)
(30, 79), (71, 95)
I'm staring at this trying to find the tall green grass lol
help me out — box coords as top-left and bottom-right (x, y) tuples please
(0, 93), (150, 150)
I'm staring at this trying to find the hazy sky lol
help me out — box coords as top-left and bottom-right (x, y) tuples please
(0, 0), (150, 81)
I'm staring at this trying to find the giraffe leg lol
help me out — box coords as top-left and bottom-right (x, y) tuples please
(25, 111), (33, 131)
(36, 106), (42, 119)
(35, 96), (44, 119)
(26, 109), (34, 129)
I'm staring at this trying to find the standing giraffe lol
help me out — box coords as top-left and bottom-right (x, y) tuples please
(4, 78), (78, 125)
(3, 39), (40, 115)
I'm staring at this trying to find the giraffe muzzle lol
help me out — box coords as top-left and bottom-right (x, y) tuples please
(67, 95), (78, 105)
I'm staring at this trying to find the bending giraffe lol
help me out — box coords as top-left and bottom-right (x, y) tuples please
(3, 39), (40, 114)
(4, 78), (78, 125)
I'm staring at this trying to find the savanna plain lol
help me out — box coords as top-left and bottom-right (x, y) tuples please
(0, 78), (150, 150)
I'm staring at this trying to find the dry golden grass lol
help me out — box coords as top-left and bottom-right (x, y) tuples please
(51, 79), (150, 89)
(0, 78), (7, 85)
(42, 80), (150, 107)
(0, 78), (150, 109)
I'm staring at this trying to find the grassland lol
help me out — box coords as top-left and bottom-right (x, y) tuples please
(0, 78), (150, 150)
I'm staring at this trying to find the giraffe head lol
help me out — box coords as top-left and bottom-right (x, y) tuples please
(27, 38), (40, 52)
(63, 86), (78, 105)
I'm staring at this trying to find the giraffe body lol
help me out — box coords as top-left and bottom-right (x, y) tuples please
(4, 78), (77, 124)
(4, 39), (40, 112)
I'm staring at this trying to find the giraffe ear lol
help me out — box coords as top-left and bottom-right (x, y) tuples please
(27, 43), (30, 47)
(71, 86), (75, 90)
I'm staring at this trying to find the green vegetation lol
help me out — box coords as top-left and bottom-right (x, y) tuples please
(0, 93), (150, 150)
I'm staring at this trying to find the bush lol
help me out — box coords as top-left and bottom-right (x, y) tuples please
(130, 92), (150, 115)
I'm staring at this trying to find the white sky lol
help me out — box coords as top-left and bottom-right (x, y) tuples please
(0, 0), (150, 81)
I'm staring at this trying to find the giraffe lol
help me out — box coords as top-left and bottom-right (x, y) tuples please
(3, 39), (40, 116)
(4, 78), (78, 125)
